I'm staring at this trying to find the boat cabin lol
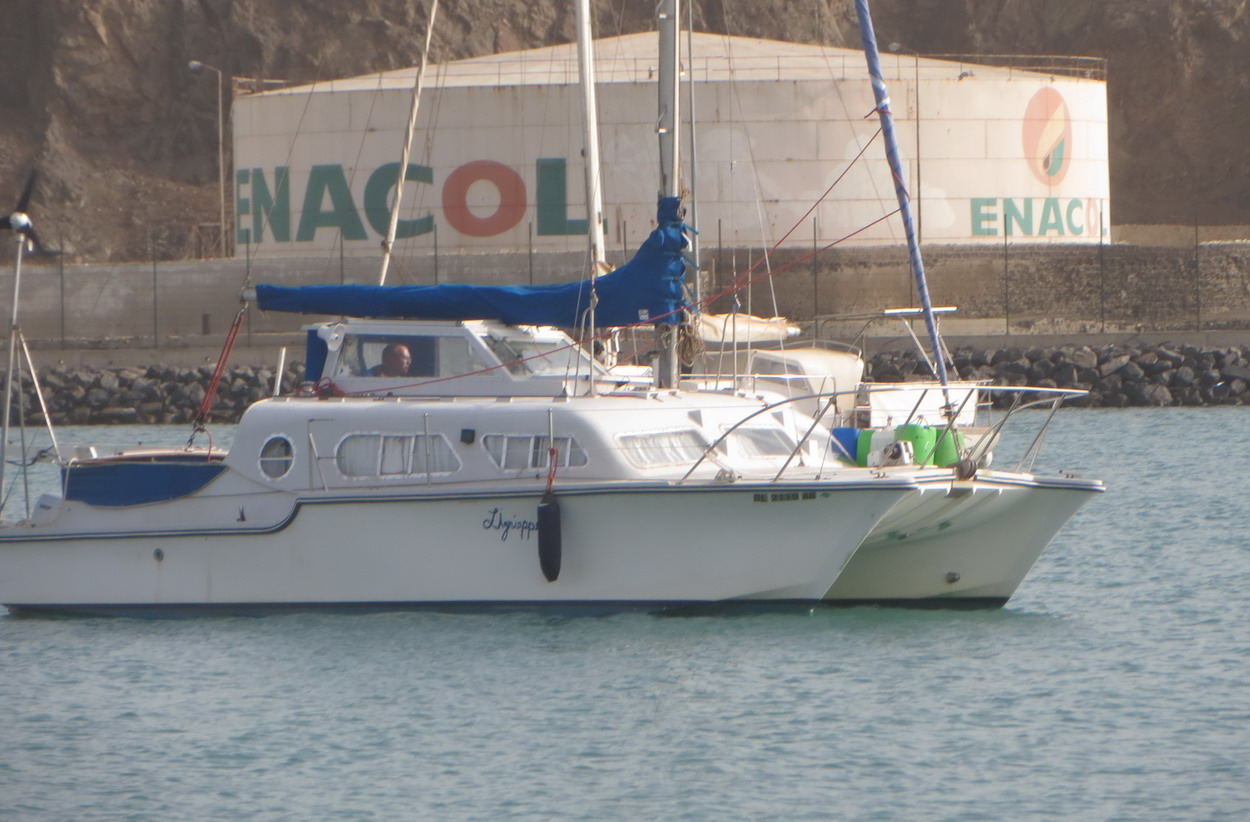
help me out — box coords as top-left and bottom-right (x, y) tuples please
(303, 318), (644, 398)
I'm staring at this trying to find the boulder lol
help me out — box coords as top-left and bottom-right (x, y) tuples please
(1067, 347), (1099, 370)
(1142, 384), (1174, 406)
(1099, 354), (1132, 377)
(1118, 360), (1146, 382)
(1171, 365), (1196, 387)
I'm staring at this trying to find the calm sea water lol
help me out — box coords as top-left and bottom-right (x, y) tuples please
(2, 409), (1249, 820)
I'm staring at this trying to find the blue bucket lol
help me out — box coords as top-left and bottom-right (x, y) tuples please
(830, 427), (860, 463)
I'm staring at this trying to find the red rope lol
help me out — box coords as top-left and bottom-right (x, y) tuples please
(545, 446), (559, 494)
(193, 305), (246, 429)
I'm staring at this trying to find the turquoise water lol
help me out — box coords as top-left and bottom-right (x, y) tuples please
(2, 410), (1249, 820)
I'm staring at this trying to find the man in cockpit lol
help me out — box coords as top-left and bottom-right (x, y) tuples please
(372, 343), (412, 377)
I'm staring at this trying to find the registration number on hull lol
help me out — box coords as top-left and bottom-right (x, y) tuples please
(753, 491), (819, 503)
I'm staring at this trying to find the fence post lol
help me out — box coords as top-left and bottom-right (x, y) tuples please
(151, 244), (158, 349)
(1002, 229), (1010, 334)
(812, 217), (819, 321)
(59, 236), (65, 348)
(1098, 207), (1105, 333)
(1193, 221), (1201, 331)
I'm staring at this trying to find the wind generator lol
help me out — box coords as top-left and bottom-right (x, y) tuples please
(1, 172), (60, 518)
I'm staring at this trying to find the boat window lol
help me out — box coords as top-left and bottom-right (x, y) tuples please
(379, 436), (409, 475)
(721, 427), (796, 459)
(482, 435), (588, 471)
(753, 358), (803, 377)
(336, 433), (461, 477)
(616, 430), (708, 468)
(336, 335), (439, 378)
(335, 334), (492, 380)
(437, 336), (489, 378)
(258, 436), (294, 478)
(337, 435), (380, 476)
(412, 435), (461, 474)
(483, 334), (599, 378)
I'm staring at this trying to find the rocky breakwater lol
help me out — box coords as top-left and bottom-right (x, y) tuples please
(2, 364), (305, 426)
(868, 343), (1250, 408)
(5, 341), (1250, 425)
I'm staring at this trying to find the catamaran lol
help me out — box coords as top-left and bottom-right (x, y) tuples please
(0, 1), (930, 616)
(0, 0), (1101, 615)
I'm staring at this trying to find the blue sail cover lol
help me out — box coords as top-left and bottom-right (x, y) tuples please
(256, 197), (689, 327)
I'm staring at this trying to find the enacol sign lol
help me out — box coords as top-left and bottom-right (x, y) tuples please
(967, 87), (1107, 240)
(236, 157), (590, 248)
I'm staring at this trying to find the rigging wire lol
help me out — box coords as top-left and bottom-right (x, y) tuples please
(380, 0), (440, 286)
(700, 0), (912, 332)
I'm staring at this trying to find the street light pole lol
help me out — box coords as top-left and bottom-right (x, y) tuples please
(189, 60), (227, 257)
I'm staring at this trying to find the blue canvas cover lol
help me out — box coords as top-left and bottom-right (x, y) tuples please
(304, 329), (328, 382)
(255, 198), (690, 328)
(63, 461), (227, 507)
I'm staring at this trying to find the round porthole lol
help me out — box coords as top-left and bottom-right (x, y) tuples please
(259, 436), (294, 479)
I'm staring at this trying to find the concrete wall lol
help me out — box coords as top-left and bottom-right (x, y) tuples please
(702, 241), (1250, 338)
(5, 240), (1247, 368)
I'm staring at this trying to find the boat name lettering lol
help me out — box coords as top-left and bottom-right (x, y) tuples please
(482, 507), (538, 542)
(753, 492), (818, 503)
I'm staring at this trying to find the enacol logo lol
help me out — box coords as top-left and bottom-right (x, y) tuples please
(1022, 87), (1071, 186)
(969, 85), (1104, 239)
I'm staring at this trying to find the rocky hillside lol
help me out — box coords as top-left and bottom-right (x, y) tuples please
(1, 0), (1247, 261)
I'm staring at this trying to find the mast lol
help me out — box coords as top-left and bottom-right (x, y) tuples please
(657, 0), (681, 201)
(654, 0), (681, 389)
(852, 0), (950, 391)
(684, 10), (701, 306)
(378, 0), (439, 286)
(575, 0), (607, 275)
(575, 0), (607, 394)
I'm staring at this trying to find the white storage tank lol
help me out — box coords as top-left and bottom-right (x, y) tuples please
(231, 32), (1109, 261)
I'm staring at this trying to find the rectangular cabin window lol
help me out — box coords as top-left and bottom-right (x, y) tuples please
(502, 437), (531, 469)
(616, 430), (708, 468)
(379, 435), (409, 475)
(412, 435), (460, 474)
(337, 434), (381, 476)
(722, 427), (796, 459)
(752, 358), (799, 377)
(437, 336), (483, 378)
(534, 436), (588, 468)
(336, 433), (461, 478)
(482, 334), (597, 378)
(482, 435), (588, 471)
(338, 336), (439, 378)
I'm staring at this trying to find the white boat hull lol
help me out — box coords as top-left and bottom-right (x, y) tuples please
(0, 481), (908, 615)
(823, 470), (1102, 607)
